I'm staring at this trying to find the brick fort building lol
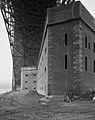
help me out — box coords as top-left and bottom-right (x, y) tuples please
(36, 1), (95, 95)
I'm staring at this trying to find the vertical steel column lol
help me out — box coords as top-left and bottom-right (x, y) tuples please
(1, 0), (25, 90)
(0, 0), (57, 90)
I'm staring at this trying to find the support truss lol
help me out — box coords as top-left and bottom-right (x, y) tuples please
(1, 0), (25, 90)
(0, 0), (57, 90)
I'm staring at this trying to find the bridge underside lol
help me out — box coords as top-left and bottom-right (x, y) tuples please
(1, 0), (57, 89)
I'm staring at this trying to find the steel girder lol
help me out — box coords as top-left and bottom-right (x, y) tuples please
(0, 0), (57, 90)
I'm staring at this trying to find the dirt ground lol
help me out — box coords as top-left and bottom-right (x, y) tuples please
(0, 90), (95, 120)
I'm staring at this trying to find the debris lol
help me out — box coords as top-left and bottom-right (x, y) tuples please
(38, 96), (50, 102)
(64, 95), (71, 102)
(42, 102), (47, 105)
(93, 96), (95, 100)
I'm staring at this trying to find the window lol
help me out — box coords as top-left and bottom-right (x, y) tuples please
(88, 42), (90, 49)
(93, 43), (95, 53)
(65, 33), (67, 46)
(93, 61), (95, 72)
(25, 74), (28, 77)
(45, 67), (46, 71)
(34, 74), (36, 76)
(65, 55), (67, 69)
(85, 57), (87, 71)
(45, 48), (46, 54)
(85, 36), (87, 48)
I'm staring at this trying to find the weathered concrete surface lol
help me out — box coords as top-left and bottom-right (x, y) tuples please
(37, 30), (48, 95)
(21, 67), (37, 91)
(46, 1), (95, 95)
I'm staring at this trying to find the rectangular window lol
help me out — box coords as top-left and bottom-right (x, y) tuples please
(65, 33), (67, 46)
(93, 43), (95, 53)
(45, 48), (46, 54)
(65, 55), (67, 69)
(93, 61), (95, 72)
(85, 57), (87, 71)
(45, 67), (46, 71)
(88, 42), (90, 49)
(85, 36), (87, 48)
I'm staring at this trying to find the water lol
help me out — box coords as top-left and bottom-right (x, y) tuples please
(0, 89), (11, 94)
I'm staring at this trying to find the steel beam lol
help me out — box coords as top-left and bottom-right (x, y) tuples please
(0, 0), (57, 90)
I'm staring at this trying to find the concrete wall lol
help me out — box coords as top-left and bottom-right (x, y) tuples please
(48, 21), (74, 95)
(37, 32), (48, 95)
(81, 21), (95, 91)
(72, 19), (84, 94)
(72, 19), (95, 93)
(21, 67), (37, 91)
(47, 1), (95, 95)
(37, 1), (95, 95)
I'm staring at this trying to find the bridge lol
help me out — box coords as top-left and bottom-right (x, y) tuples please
(0, 0), (75, 90)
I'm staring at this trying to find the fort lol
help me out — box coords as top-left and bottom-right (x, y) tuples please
(21, 1), (95, 96)
(37, 1), (95, 95)
(1, 1), (95, 119)
(1, 0), (95, 96)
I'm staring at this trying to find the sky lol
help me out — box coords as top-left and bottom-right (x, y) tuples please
(80, 0), (95, 17)
(0, 0), (95, 93)
(0, 10), (12, 93)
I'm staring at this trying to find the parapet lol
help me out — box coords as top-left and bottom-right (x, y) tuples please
(21, 66), (37, 71)
(47, 1), (95, 32)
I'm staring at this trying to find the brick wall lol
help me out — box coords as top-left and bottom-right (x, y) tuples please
(21, 67), (37, 91)
(47, 1), (95, 95)
(48, 21), (74, 95)
(37, 31), (48, 95)
(37, 1), (95, 95)
(81, 21), (95, 92)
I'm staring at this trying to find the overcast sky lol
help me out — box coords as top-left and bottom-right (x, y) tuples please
(81, 0), (95, 17)
(0, 10), (12, 92)
(0, 0), (95, 93)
